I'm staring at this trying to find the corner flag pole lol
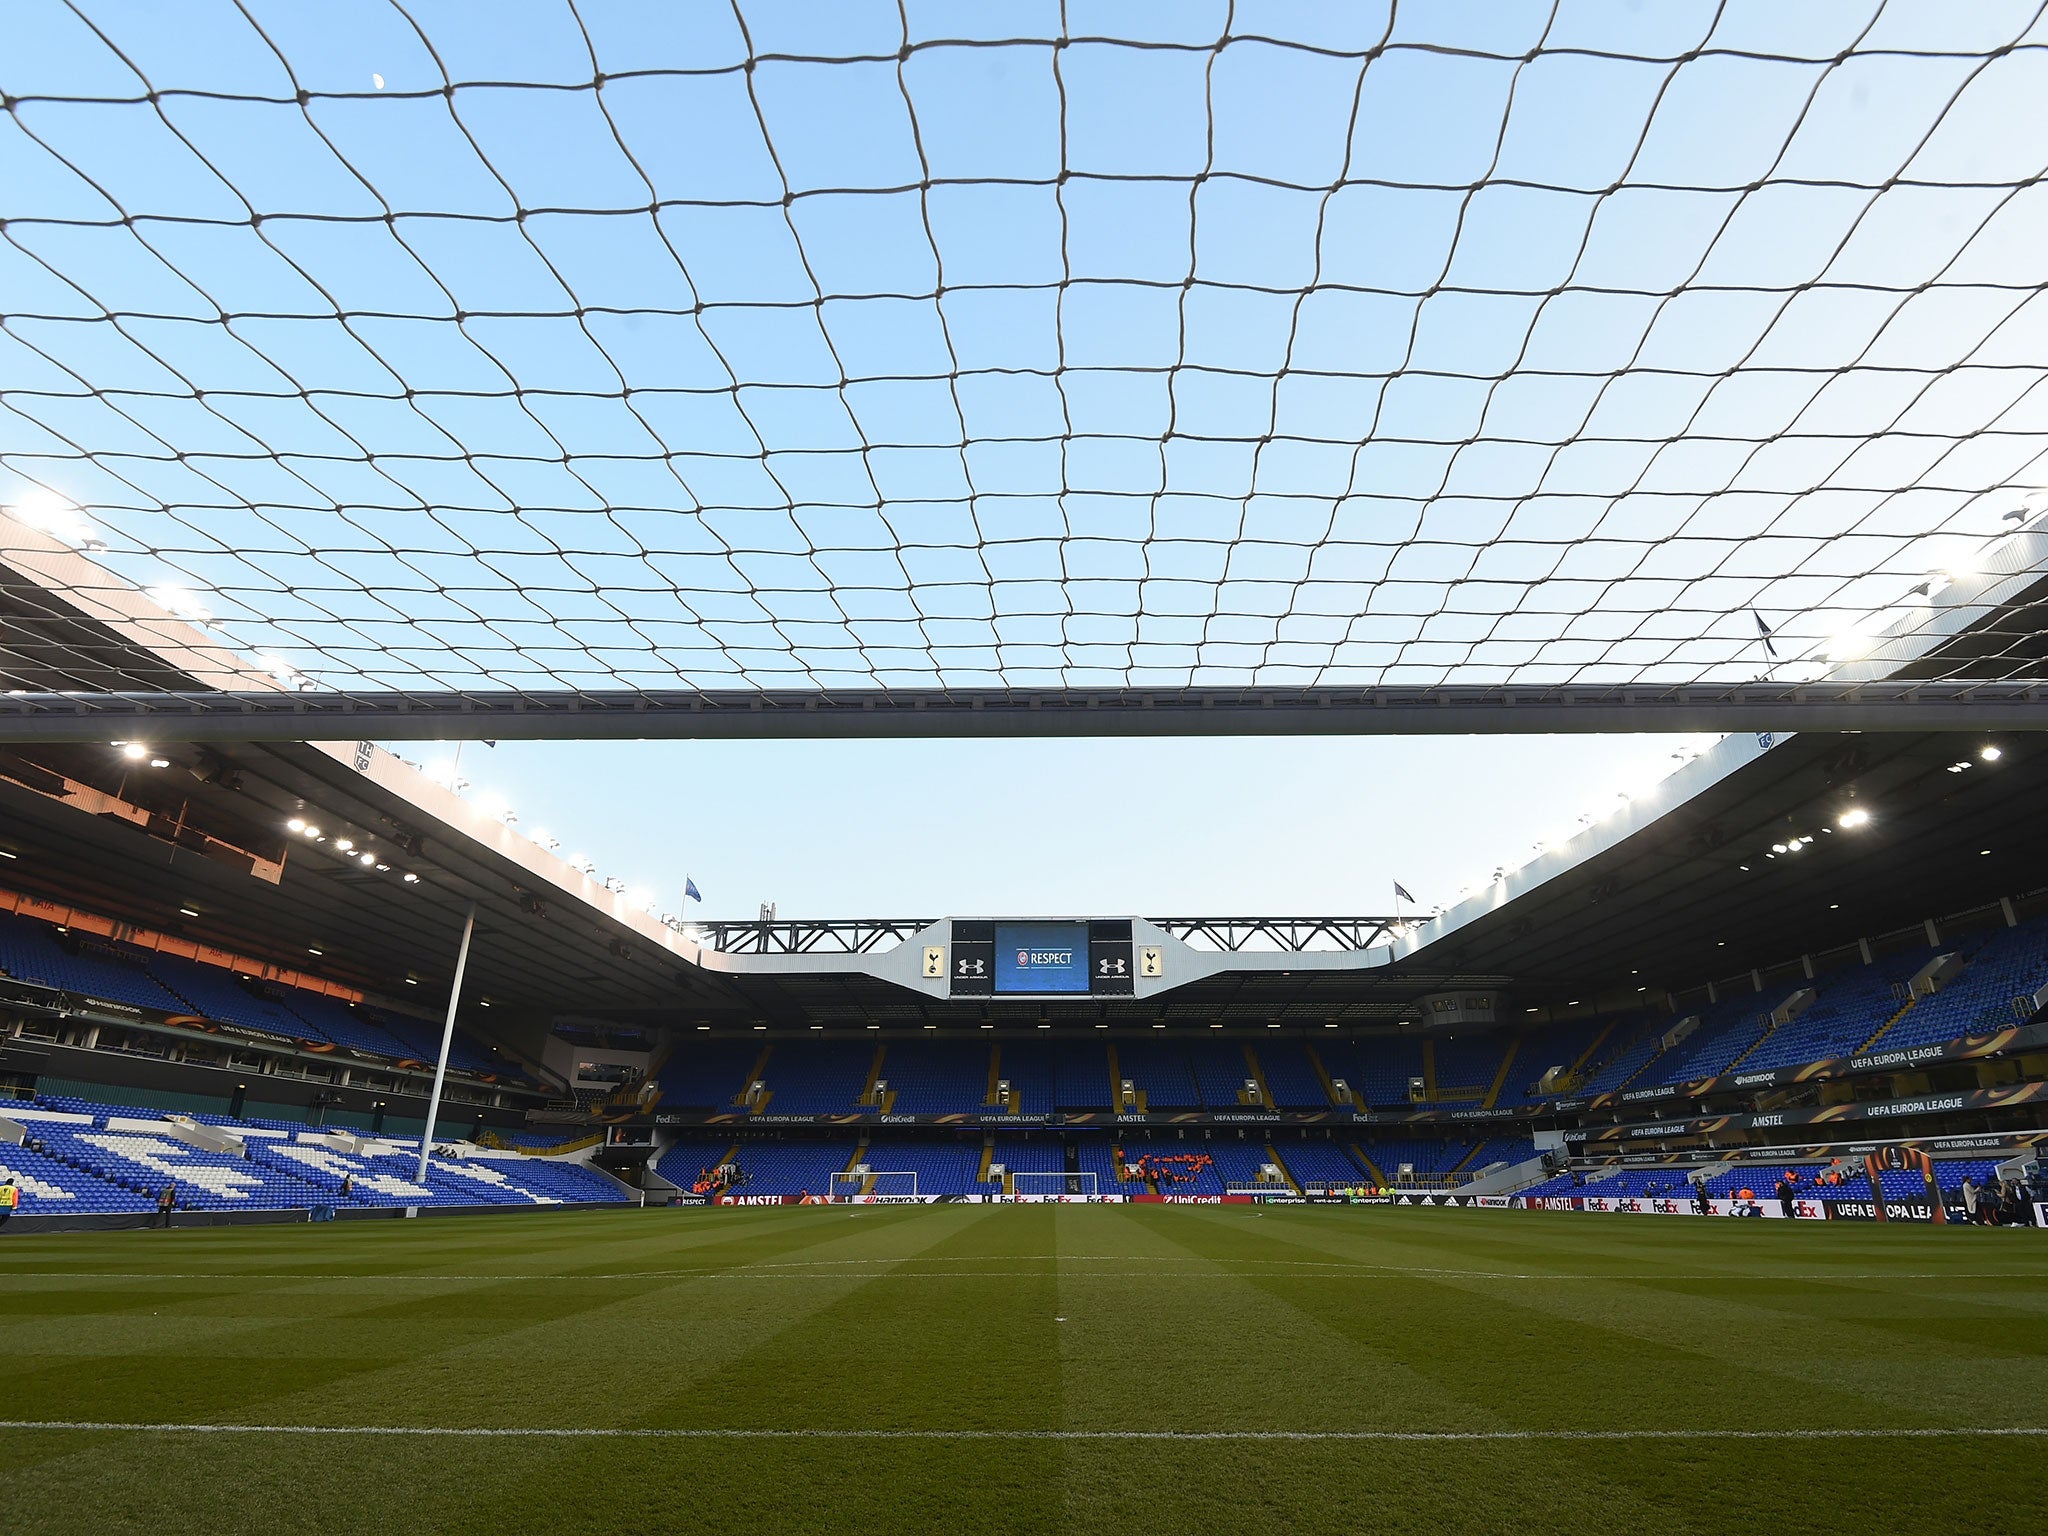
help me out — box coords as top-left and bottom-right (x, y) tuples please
(416, 900), (477, 1186)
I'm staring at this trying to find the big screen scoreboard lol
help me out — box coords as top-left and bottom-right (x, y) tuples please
(949, 919), (1133, 997)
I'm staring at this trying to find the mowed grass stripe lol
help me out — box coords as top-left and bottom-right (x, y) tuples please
(4, 1208), (1028, 1534)
(1091, 1204), (1783, 1526)
(1106, 1206), (2048, 1433)
(1053, 1206), (1502, 1438)
(636, 1204), (1069, 1433)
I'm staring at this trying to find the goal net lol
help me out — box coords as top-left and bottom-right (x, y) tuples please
(829, 1171), (918, 1203)
(1010, 1172), (1099, 1201)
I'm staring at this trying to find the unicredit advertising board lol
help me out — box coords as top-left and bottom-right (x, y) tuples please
(994, 922), (1090, 993)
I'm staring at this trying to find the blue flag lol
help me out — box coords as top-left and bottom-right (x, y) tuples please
(684, 877), (702, 902)
(1393, 881), (1415, 903)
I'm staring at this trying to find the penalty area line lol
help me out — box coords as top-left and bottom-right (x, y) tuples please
(0, 1422), (2042, 1444)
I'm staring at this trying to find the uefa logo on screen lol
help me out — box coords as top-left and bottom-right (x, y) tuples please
(1016, 949), (1031, 968)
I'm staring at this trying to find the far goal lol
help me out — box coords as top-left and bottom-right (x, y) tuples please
(1009, 1172), (1099, 1200)
(829, 1170), (919, 1202)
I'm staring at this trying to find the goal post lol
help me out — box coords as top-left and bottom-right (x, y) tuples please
(829, 1170), (918, 1202)
(1010, 1172), (1099, 1201)
(828, 1170), (866, 1202)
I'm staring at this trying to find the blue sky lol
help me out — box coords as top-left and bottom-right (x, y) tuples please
(406, 731), (1711, 920)
(3, 2), (2047, 915)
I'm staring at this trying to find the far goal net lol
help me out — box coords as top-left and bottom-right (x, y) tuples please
(1010, 1172), (1099, 1200)
(829, 1170), (918, 1202)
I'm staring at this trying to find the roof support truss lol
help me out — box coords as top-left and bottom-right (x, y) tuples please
(0, 680), (2044, 743)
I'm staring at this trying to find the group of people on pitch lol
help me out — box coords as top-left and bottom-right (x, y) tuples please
(1957, 1171), (2041, 1226)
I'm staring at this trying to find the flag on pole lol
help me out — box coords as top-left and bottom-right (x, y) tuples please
(684, 877), (702, 902)
(1751, 610), (1777, 658)
(1393, 881), (1415, 904)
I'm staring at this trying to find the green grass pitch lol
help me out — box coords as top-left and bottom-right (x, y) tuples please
(2, 1204), (2044, 1535)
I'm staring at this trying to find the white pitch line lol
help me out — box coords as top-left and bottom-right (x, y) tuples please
(0, 1266), (2040, 1284)
(0, 1421), (2042, 1444)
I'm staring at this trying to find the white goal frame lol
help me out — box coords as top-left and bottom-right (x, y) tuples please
(1011, 1171), (1098, 1200)
(830, 1170), (917, 1202)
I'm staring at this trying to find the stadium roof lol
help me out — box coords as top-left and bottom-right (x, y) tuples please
(0, 483), (2042, 1029)
(1, 707), (2037, 1030)
(4, 3), (2048, 736)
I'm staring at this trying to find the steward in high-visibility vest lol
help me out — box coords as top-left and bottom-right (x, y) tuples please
(0, 1178), (19, 1227)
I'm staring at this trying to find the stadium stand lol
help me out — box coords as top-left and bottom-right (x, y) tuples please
(1319, 1035), (1429, 1107)
(1519, 1154), (2010, 1203)
(1494, 1016), (1610, 1104)
(0, 911), (520, 1080)
(1430, 1035), (1505, 1103)
(861, 1139), (984, 1195)
(990, 1136), (1065, 1186)
(651, 1136), (744, 1192)
(1256, 1041), (1333, 1108)
(0, 912), (188, 1012)
(763, 1042), (875, 1114)
(655, 1040), (764, 1107)
(1577, 1012), (1678, 1093)
(7, 1093), (627, 1212)
(1116, 1039), (1200, 1109)
(1272, 1139), (1374, 1190)
(876, 1041), (989, 1114)
(1187, 1038), (1255, 1107)
(993, 1043), (1057, 1115)
(1460, 1138), (1538, 1175)
(1117, 1135), (1224, 1194)
(1886, 921), (2048, 1049)
(130, 951), (327, 1041)
(1639, 991), (1786, 1083)
(1075, 1137), (1133, 1193)
(727, 1140), (856, 1197)
(1736, 951), (1934, 1073)
(1206, 1139), (1283, 1191)
(1357, 1138), (1478, 1182)
(1052, 1040), (1114, 1109)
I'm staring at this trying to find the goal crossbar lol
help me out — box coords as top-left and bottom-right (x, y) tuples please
(829, 1170), (917, 1202)
(1010, 1172), (1099, 1199)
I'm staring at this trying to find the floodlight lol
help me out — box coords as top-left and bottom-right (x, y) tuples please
(145, 584), (212, 625)
(402, 872), (419, 883)
(358, 852), (375, 866)
(1981, 745), (2003, 761)
(1837, 808), (1870, 829)
(287, 817), (305, 832)
(120, 743), (146, 761)
(334, 838), (354, 851)
(10, 488), (107, 551)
